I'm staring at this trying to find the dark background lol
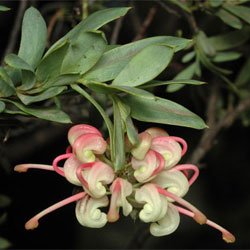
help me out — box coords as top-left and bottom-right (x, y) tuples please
(0, 0), (250, 249)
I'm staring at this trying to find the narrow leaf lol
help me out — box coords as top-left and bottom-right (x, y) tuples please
(17, 86), (67, 105)
(121, 95), (207, 129)
(208, 27), (250, 51)
(82, 36), (192, 82)
(196, 31), (216, 57)
(18, 7), (47, 68)
(112, 44), (174, 87)
(3, 99), (71, 123)
(166, 0), (191, 13)
(215, 8), (243, 29)
(212, 51), (242, 62)
(181, 51), (196, 63)
(45, 7), (131, 57)
(0, 5), (10, 11)
(224, 4), (250, 24)
(0, 237), (11, 249)
(236, 57), (250, 86)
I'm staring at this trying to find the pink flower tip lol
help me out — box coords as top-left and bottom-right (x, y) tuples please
(193, 212), (207, 225)
(222, 231), (236, 243)
(25, 218), (39, 230)
(14, 165), (28, 173)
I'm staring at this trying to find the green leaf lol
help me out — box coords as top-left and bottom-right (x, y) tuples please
(0, 67), (15, 97)
(3, 99), (71, 123)
(208, 27), (250, 51)
(212, 51), (242, 62)
(215, 8), (243, 29)
(121, 95), (207, 129)
(0, 101), (5, 113)
(61, 31), (107, 74)
(0, 237), (11, 249)
(17, 86), (67, 105)
(83, 81), (154, 98)
(112, 44), (174, 87)
(36, 40), (69, 82)
(196, 31), (216, 57)
(4, 53), (36, 90)
(166, 63), (196, 92)
(209, 0), (224, 7)
(112, 97), (126, 171)
(223, 4), (250, 24)
(0, 194), (11, 208)
(0, 5), (10, 11)
(18, 7), (47, 68)
(142, 78), (205, 89)
(0, 212), (7, 225)
(82, 36), (192, 82)
(45, 7), (131, 57)
(181, 51), (196, 63)
(236, 57), (250, 86)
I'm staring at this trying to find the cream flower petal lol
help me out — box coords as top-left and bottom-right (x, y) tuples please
(135, 184), (168, 223)
(131, 132), (152, 160)
(132, 150), (158, 183)
(107, 178), (133, 222)
(151, 170), (189, 201)
(150, 203), (180, 236)
(82, 162), (114, 198)
(73, 134), (107, 163)
(151, 136), (182, 169)
(145, 127), (169, 138)
(75, 195), (109, 228)
(63, 156), (82, 186)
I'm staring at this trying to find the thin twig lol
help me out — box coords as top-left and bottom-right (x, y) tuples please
(110, 17), (124, 45)
(189, 87), (250, 166)
(133, 7), (157, 41)
(1, 0), (28, 63)
(47, 9), (64, 47)
(155, 0), (181, 18)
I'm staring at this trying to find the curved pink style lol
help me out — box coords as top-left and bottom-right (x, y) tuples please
(156, 186), (207, 225)
(167, 136), (187, 156)
(52, 153), (73, 177)
(76, 162), (96, 188)
(151, 151), (165, 176)
(14, 164), (63, 173)
(68, 124), (102, 146)
(174, 205), (235, 243)
(66, 145), (72, 154)
(25, 192), (86, 230)
(171, 164), (199, 186)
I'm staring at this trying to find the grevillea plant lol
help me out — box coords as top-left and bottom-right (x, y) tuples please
(15, 124), (235, 243)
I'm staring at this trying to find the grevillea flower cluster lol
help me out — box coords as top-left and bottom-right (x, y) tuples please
(15, 124), (235, 243)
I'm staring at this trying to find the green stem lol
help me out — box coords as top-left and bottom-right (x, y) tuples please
(71, 84), (114, 159)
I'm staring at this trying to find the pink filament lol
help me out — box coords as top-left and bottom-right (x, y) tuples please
(171, 164), (199, 186)
(156, 186), (207, 224)
(66, 145), (72, 154)
(168, 136), (187, 156)
(52, 153), (73, 177)
(14, 164), (63, 173)
(25, 192), (86, 230)
(174, 205), (236, 243)
(76, 162), (96, 188)
(152, 151), (165, 176)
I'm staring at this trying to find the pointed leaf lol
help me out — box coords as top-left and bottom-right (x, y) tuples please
(0, 67), (15, 97)
(17, 86), (67, 105)
(212, 51), (242, 62)
(82, 36), (192, 82)
(208, 27), (250, 51)
(215, 8), (243, 29)
(181, 51), (195, 63)
(223, 4), (250, 24)
(121, 95), (207, 129)
(18, 7), (47, 68)
(45, 7), (131, 57)
(0, 5), (10, 11)
(3, 99), (71, 123)
(61, 31), (107, 74)
(112, 44), (174, 87)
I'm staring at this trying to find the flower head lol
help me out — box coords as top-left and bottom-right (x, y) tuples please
(15, 124), (235, 243)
